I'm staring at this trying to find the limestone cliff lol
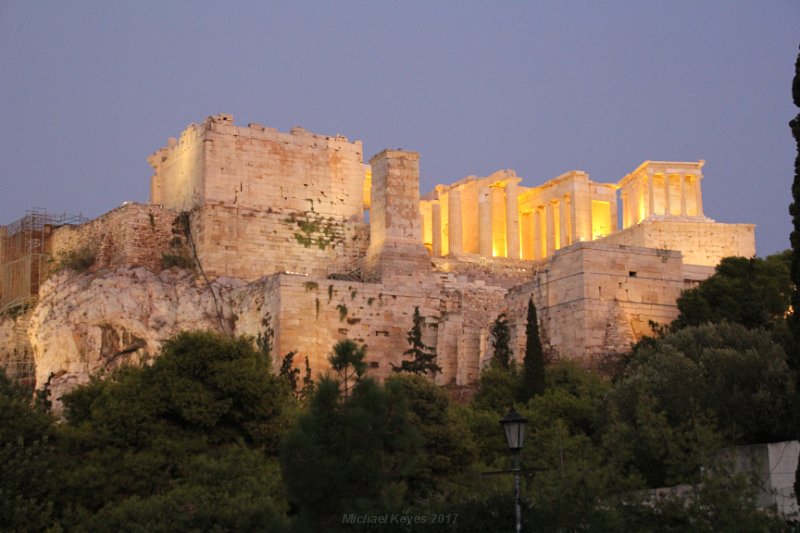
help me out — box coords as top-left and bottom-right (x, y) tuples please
(28, 267), (245, 409)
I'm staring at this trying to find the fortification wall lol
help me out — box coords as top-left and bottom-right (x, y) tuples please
(150, 114), (367, 218)
(191, 203), (369, 280)
(50, 204), (176, 273)
(432, 255), (538, 289)
(150, 115), (371, 281)
(499, 242), (684, 363)
(0, 310), (34, 384)
(149, 122), (206, 211)
(231, 271), (509, 386)
(600, 219), (755, 267)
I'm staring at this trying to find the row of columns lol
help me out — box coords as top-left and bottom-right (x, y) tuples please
(436, 180), (522, 259)
(622, 173), (704, 228)
(433, 185), (580, 260)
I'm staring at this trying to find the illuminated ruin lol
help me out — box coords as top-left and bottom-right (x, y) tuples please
(0, 115), (755, 392)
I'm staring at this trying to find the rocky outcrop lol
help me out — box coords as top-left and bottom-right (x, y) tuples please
(28, 267), (245, 409)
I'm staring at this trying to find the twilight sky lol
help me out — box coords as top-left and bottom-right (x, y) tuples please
(1, 2), (798, 256)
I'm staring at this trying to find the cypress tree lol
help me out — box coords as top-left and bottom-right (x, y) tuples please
(392, 306), (441, 375)
(787, 44), (800, 515)
(519, 298), (546, 402)
(789, 46), (800, 376)
(490, 313), (512, 369)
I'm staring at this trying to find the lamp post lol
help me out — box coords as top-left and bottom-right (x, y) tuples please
(500, 408), (527, 533)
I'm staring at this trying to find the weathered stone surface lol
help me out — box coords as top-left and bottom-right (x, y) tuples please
(0, 115), (758, 398)
(28, 267), (244, 411)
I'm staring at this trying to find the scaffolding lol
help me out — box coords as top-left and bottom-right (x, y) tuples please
(0, 208), (87, 313)
(1, 208), (86, 385)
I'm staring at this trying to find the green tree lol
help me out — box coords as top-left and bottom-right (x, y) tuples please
(392, 306), (441, 376)
(56, 331), (292, 527)
(300, 355), (314, 401)
(279, 350), (301, 395)
(518, 298), (545, 403)
(83, 446), (289, 533)
(789, 46), (800, 372)
(471, 364), (519, 415)
(673, 253), (791, 331)
(328, 339), (367, 400)
(788, 45), (800, 512)
(0, 370), (57, 532)
(612, 322), (796, 445)
(385, 374), (475, 503)
(280, 377), (419, 531)
(490, 313), (512, 369)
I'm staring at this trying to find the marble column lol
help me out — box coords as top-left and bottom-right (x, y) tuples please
(545, 202), (555, 257)
(664, 175), (671, 216)
(679, 175), (687, 216)
(448, 189), (463, 255)
(694, 176), (704, 217)
(431, 201), (442, 257)
(610, 195), (618, 233)
(559, 197), (567, 249)
(647, 174), (655, 218)
(569, 194), (577, 244)
(520, 211), (532, 260)
(505, 180), (520, 259)
(478, 186), (492, 256)
(533, 207), (543, 259)
(621, 191), (628, 228)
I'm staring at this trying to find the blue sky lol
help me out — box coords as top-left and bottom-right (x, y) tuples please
(1, 1), (798, 256)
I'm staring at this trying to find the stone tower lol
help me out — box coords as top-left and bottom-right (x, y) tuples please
(363, 149), (430, 279)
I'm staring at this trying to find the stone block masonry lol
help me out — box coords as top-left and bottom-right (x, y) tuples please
(2, 114), (760, 394)
(50, 203), (176, 274)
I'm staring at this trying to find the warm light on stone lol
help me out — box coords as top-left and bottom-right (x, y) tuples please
(0, 116), (755, 404)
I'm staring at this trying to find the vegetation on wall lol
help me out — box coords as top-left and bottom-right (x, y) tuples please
(284, 211), (345, 250)
(55, 245), (96, 273)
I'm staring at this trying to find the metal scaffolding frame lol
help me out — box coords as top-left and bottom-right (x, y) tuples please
(1, 208), (86, 384)
(0, 208), (86, 313)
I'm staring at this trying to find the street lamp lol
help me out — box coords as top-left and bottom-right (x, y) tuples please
(500, 408), (528, 533)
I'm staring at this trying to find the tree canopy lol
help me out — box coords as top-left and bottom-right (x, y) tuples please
(392, 306), (441, 376)
(673, 253), (791, 331)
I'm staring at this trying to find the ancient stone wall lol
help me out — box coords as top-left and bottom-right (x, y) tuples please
(537, 242), (684, 360)
(150, 115), (370, 280)
(230, 270), (510, 387)
(50, 203), (176, 273)
(364, 150), (431, 280)
(600, 219), (755, 267)
(0, 310), (34, 384)
(150, 114), (366, 217)
(191, 203), (369, 280)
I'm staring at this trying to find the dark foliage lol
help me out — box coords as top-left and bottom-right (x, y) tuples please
(392, 306), (442, 375)
(518, 299), (546, 403)
(490, 313), (512, 369)
(674, 253), (791, 331)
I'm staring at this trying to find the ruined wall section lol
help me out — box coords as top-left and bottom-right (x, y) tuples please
(150, 115), (370, 281)
(241, 274), (446, 382)
(190, 206), (369, 280)
(50, 204), (176, 274)
(536, 242), (683, 361)
(364, 150), (430, 280)
(149, 121), (206, 211)
(432, 255), (538, 289)
(600, 219), (755, 267)
(0, 310), (34, 384)
(231, 271), (509, 387)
